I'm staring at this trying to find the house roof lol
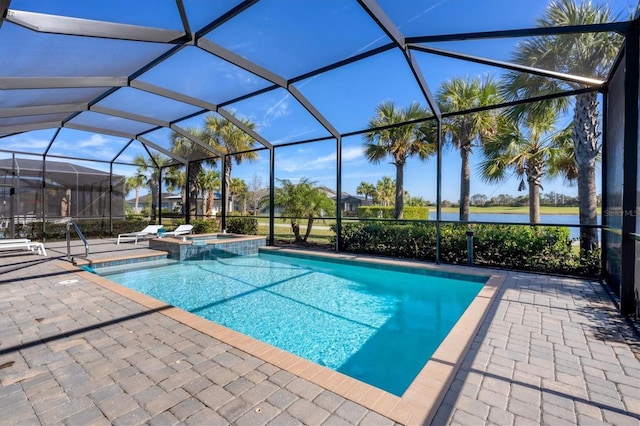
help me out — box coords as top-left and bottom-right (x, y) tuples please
(0, 157), (120, 187)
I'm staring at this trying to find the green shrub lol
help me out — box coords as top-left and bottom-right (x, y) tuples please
(334, 220), (600, 277)
(190, 218), (219, 234)
(402, 206), (429, 219)
(170, 218), (186, 228)
(357, 206), (395, 218)
(125, 213), (145, 221)
(334, 221), (437, 260)
(111, 220), (151, 236)
(226, 216), (258, 235)
(356, 205), (428, 219)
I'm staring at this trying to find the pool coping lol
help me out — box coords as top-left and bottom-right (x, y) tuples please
(58, 247), (504, 425)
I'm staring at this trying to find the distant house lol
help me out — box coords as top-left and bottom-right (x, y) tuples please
(126, 192), (180, 214)
(341, 193), (372, 216)
(319, 187), (372, 216)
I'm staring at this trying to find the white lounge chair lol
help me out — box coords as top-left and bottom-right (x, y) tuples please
(0, 238), (47, 256)
(117, 225), (164, 245)
(165, 224), (193, 237)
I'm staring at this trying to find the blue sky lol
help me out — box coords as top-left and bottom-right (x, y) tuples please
(2, 0), (637, 203)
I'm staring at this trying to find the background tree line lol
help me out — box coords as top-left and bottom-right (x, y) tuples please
(360, 0), (620, 253)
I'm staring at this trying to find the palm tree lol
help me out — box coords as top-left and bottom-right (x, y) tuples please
(356, 181), (376, 202)
(437, 75), (502, 221)
(164, 166), (186, 214)
(480, 109), (571, 223)
(229, 177), (248, 214)
(133, 153), (169, 223)
(125, 174), (145, 213)
(273, 178), (335, 244)
(501, 0), (623, 250)
(375, 176), (395, 207)
(203, 114), (259, 216)
(170, 127), (218, 219)
(197, 168), (220, 217)
(363, 101), (435, 219)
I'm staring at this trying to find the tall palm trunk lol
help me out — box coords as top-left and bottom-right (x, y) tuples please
(207, 190), (214, 217)
(527, 158), (544, 223)
(394, 159), (404, 219)
(459, 145), (471, 221)
(180, 187), (186, 215)
(150, 181), (159, 223)
(134, 188), (140, 213)
(188, 165), (200, 219)
(290, 219), (302, 243)
(573, 92), (599, 251)
(224, 157), (233, 213)
(527, 177), (541, 224)
(303, 216), (315, 242)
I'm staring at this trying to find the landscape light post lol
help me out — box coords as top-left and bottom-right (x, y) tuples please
(466, 229), (474, 266)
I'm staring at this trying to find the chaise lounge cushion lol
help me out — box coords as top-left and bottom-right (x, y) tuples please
(164, 224), (193, 237)
(117, 225), (164, 245)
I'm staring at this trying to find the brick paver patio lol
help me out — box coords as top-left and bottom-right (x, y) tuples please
(1, 240), (638, 425)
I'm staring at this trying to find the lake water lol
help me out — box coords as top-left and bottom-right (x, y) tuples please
(429, 212), (602, 240)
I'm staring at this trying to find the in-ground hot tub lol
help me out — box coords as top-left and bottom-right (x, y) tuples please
(149, 233), (266, 261)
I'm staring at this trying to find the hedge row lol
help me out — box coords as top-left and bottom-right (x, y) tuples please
(357, 205), (429, 219)
(332, 221), (600, 277)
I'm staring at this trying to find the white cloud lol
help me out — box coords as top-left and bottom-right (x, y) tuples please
(275, 145), (367, 174)
(270, 127), (321, 144)
(78, 134), (109, 148)
(274, 156), (306, 173)
(341, 145), (364, 162)
(3, 135), (50, 151)
(308, 152), (335, 168)
(43, 133), (122, 161)
(264, 94), (291, 123)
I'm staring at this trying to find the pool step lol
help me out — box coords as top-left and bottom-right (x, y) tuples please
(76, 253), (177, 275)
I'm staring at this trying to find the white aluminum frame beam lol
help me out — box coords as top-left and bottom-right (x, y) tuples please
(410, 44), (605, 87)
(170, 124), (224, 158)
(0, 77), (128, 90)
(90, 105), (171, 128)
(0, 121), (62, 136)
(64, 122), (135, 139)
(137, 136), (187, 164)
(198, 39), (340, 139)
(216, 109), (273, 149)
(6, 9), (186, 43)
(0, 103), (87, 118)
(132, 80), (273, 150)
(357, 0), (442, 119)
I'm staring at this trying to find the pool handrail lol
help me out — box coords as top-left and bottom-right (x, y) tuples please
(66, 219), (89, 262)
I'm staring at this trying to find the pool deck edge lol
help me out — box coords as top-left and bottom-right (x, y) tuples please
(59, 248), (504, 425)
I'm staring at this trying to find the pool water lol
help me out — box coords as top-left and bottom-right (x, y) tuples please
(102, 252), (485, 396)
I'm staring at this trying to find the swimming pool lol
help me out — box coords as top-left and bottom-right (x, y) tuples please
(100, 251), (486, 396)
